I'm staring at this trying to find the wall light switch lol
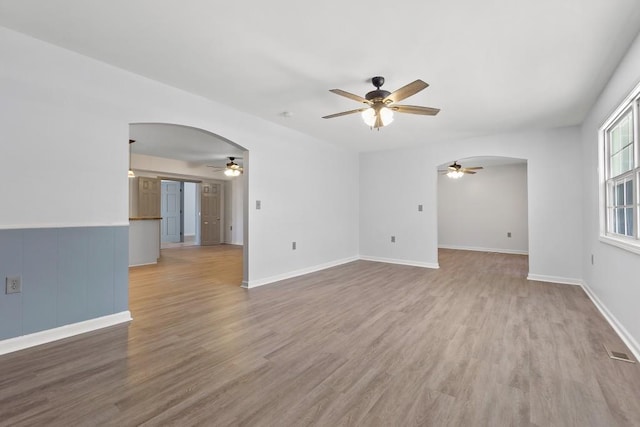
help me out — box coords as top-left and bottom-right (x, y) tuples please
(418, 204), (423, 212)
(6, 276), (21, 294)
(292, 241), (297, 250)
(391, 236), (396, 243)
(507, 232), (512, 238)
(256, 200), (261, 210)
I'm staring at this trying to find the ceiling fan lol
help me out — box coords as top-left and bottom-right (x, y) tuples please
(322, 76), (440, 129)
(207, 157), (243, 177)
(439, 161), (483, 179)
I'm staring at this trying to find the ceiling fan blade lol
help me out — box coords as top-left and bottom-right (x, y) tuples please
(384, 80), (429, 104)
(322, 107), (369, 119)
(464, 166), (483, 170)
(462, 170), (477, 174)
(392, 105), (440, 115)
(329, 89), (370, 104)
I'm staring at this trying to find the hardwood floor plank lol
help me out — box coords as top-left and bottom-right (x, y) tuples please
(0, 247), (639, 426)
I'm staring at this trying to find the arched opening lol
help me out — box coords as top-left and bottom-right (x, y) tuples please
(436, 156), (529, 266)
(127, 123), (248, 286)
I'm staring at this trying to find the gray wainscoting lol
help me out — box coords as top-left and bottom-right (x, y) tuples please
(0, 226), (128, 340)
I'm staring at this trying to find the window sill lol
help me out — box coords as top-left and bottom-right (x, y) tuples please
(600, 235), (640, 255)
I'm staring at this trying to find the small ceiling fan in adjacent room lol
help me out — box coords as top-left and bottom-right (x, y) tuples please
(439, 161), (483, 179)
(207, 157), (243, 177)
(322, 76), (440, 129)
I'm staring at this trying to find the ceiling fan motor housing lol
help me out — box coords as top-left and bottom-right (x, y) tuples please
(366, 76), (390, 103)
(365, 89), (391, 102)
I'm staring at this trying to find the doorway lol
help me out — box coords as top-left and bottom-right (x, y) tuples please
(129, 122), (247, 286)
(161, 180), (200, 249)
(437, 156), (529, 259)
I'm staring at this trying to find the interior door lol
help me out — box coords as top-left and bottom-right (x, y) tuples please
(161, 181), (182, 243)
(201, 183), (221, 245)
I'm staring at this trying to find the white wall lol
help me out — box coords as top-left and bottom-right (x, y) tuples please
(359, 147), (438, 267)
(0, 26), (359, 286)
(360, 126), (582, 281)
(183, 183), (196, 237)
(580, 31), (640, 356)
(438, 163), (528, 254)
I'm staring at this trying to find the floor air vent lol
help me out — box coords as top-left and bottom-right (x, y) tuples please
(604, 345), (636, 363)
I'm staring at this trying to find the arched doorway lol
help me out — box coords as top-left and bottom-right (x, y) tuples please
(127, 122), (248, 286)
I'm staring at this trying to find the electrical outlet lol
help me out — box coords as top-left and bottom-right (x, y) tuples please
(507, 232), (512, 238)
(256, 200), (261, 210)
(6, 276), (21, 294)
(292, 241), (297, 250)
(391, 236), (396, 243)
(591, 254), (594, 265)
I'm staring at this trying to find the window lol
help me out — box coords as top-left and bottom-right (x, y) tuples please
(600, 85), (640, 253)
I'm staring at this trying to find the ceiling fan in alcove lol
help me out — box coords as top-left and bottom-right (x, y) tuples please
(438, 161), (483, 179)
(207, 156), (243, 177)
(322, 76), (440, 129)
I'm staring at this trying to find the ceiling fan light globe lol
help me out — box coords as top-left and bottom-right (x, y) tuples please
(447, 170), (463, 179)
(361, 108), (376, 127)
(361, 106), (394, 128)
(379, 107), (394, 126)
(224, 168), (234, 176)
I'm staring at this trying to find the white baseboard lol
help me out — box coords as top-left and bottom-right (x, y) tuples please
(358, 256), (440, 269)
(242, 255), (439, 289)
(0, 311), (132, 356)
(129, 261), (158, 267)
(581, 281), (640, 362)
(438, 244), (528, 255)
(242, 256), (359, 289)
(527, 274), (582, 286)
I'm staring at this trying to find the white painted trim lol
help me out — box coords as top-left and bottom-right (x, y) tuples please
(526, 274), (582, 286)
(223, 243), (243, 248)
(359, 256), (440, 269)
(438, 244), (528, 255)
(242, 256), (359, 289)
(581, 281), (640, 362)
(0, 311), (132, 356)
(129, 261), (158, 267)
(599, 235), (640, 256)
(0, 222), (129, 230)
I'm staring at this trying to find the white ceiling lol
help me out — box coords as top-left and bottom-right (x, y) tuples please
(1, 1), (640, 152)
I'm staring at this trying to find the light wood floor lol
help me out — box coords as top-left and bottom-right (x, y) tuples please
(1, 247), (639, 426)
